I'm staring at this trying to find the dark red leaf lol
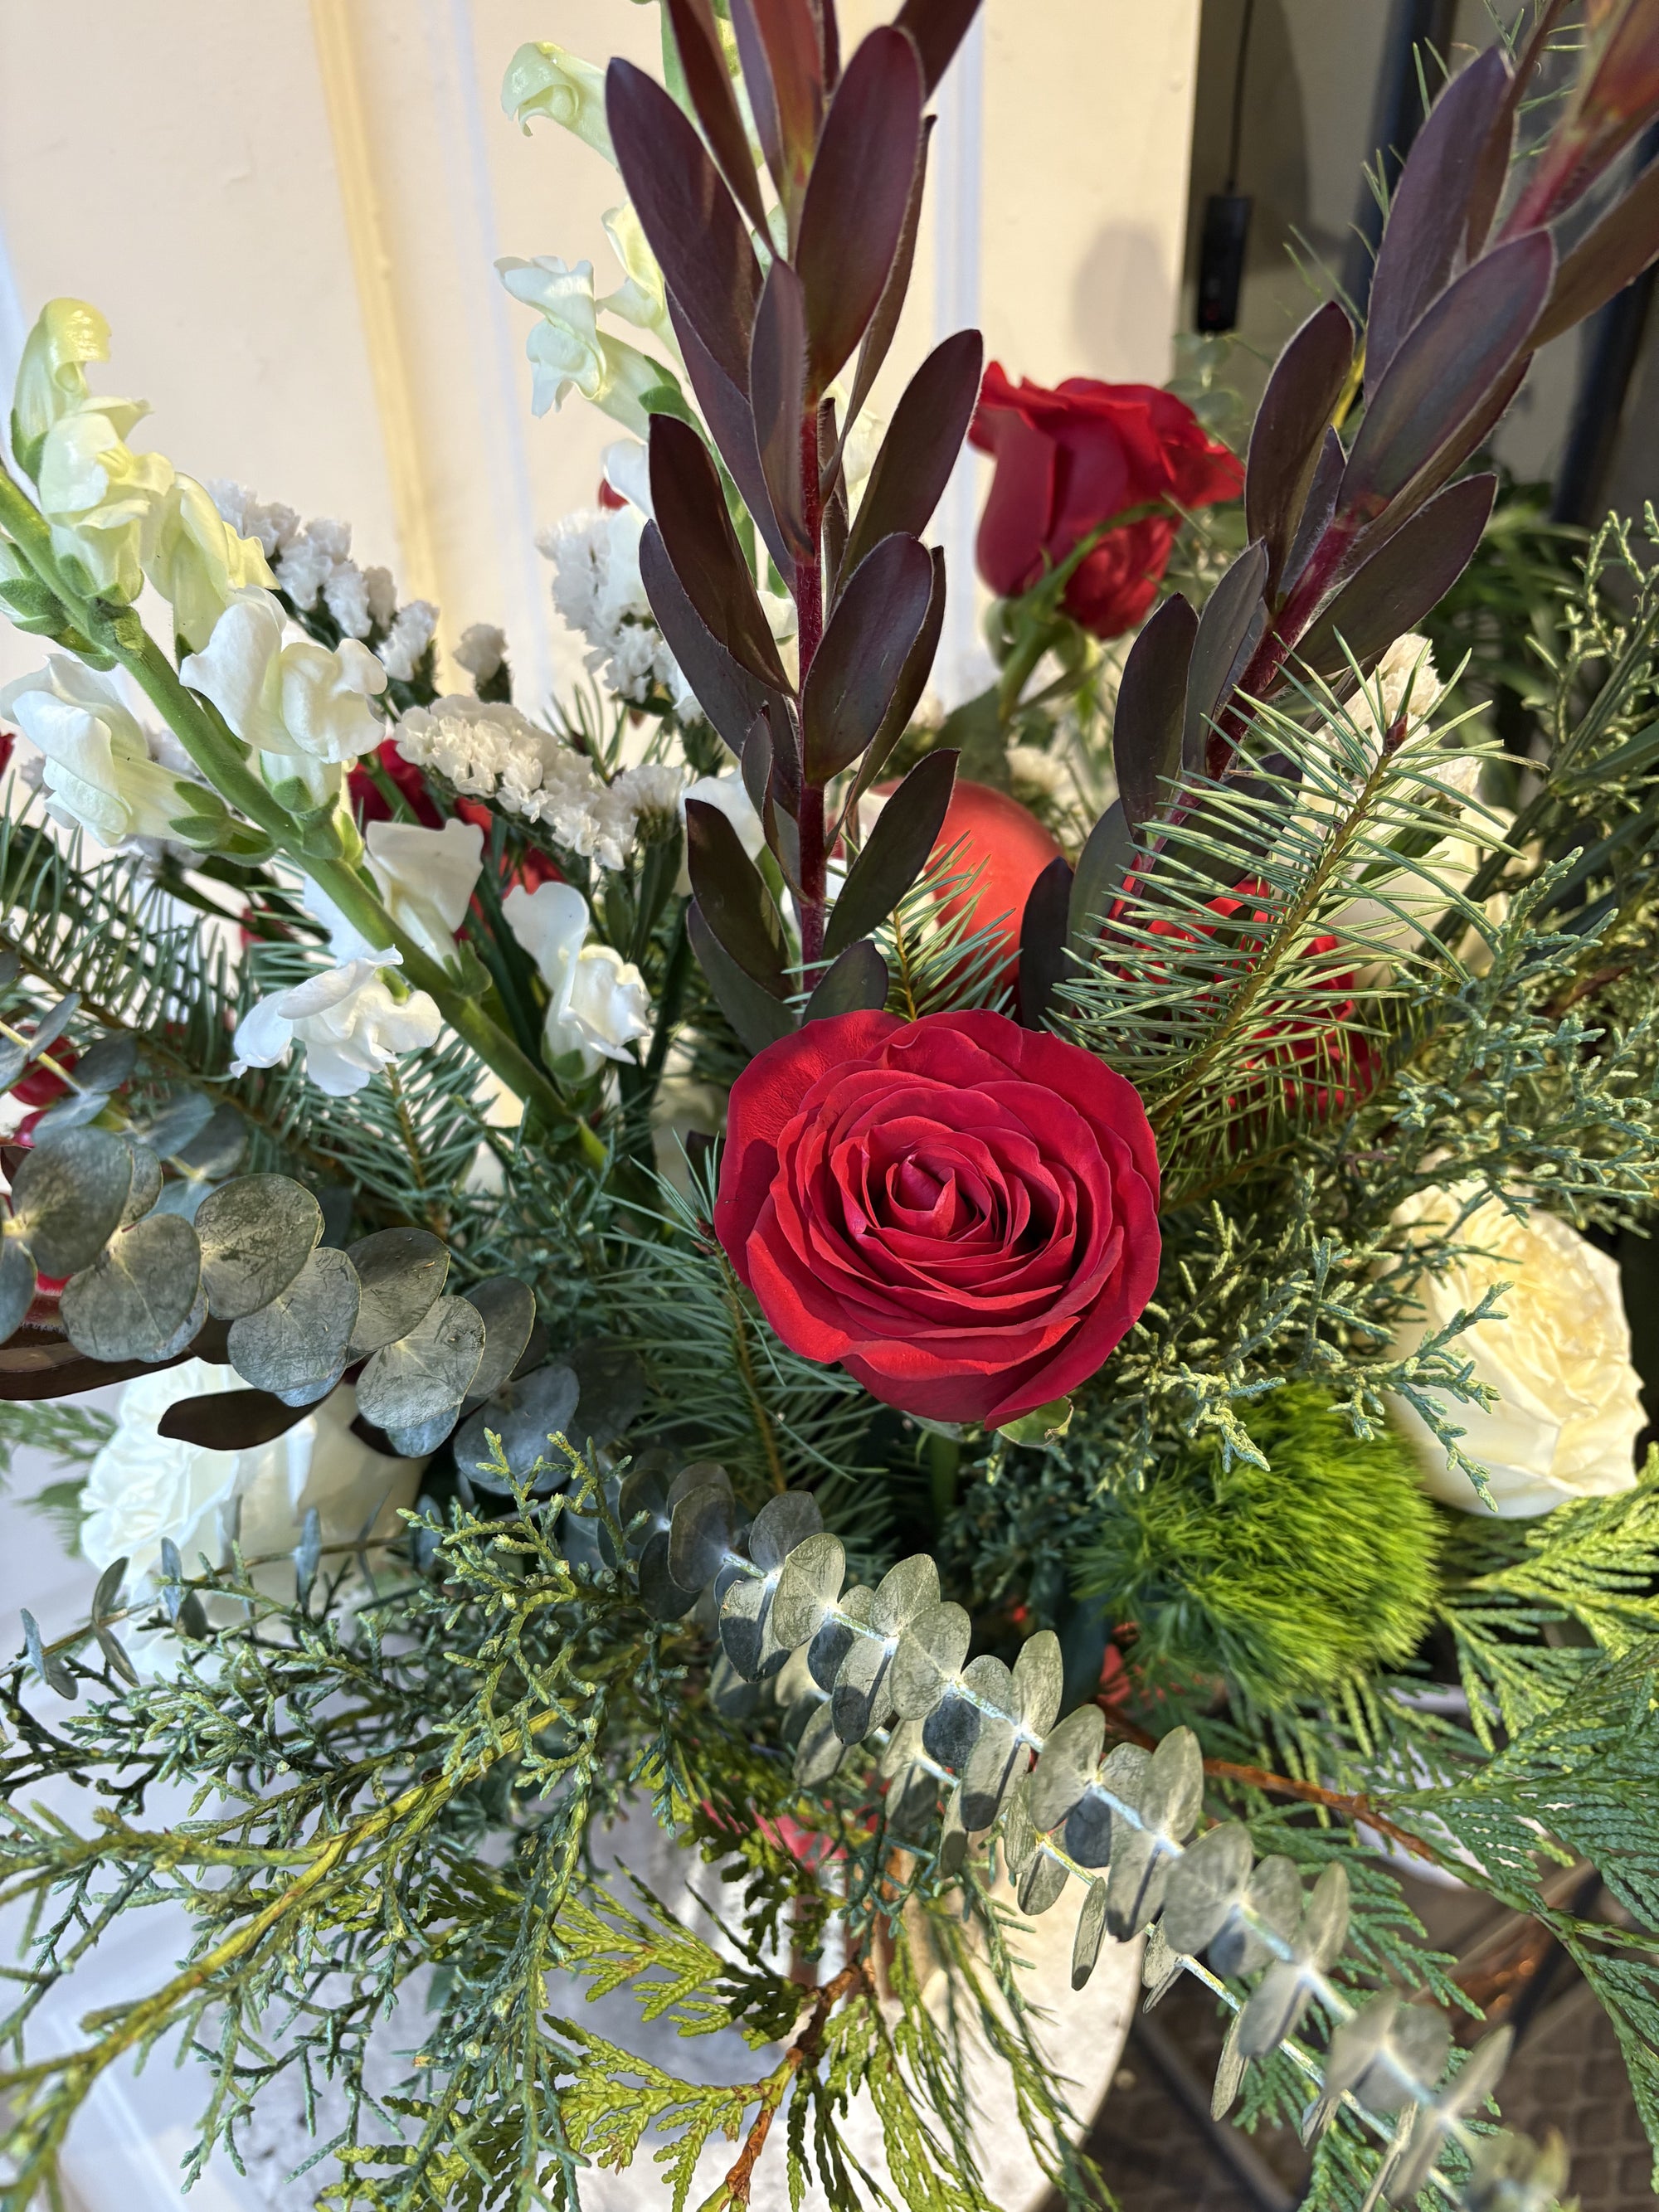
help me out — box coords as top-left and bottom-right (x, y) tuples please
(1112, 593), (1197, 830)
(1467, 0), (1568, 254)
(742, 711), (774, 819)
(1185, 542), (1269, 776)
(607, 59), (763, 395)
(839, 330), (983, 583)
(159, 1387), (314, 1450)
(649, 414), (790, 690)
(850, 545), (946, 802)
(1067, 799), (1136, 954)
(1245, 302), (1354, 600)
(1017, 854), (1074, 1029)
(892, 0), (982, 94)
(752, 260), (811, 562)
(795, 28), (924, 399)
(685, 797), (791, 994)
(664, 0), (774, 236)
(731, 0), (824, 226)
(1367, 47), (1511, 385)
(688, 902), (797, 1054)
(824, 747), (957, 956)
(814, 0), (841, 85)
(1340, 233), (1553, 526)
(665, 296), (795, 590)
(1279, 427), (1344, 600)
(840, 117), (934, 452)
(640, 522), (780, 755)
(1535, 155), (1659, 345)
(1354, 357), (1526, 554)
(804, 938), (888, 1022)
(802, 534), (936, 783)
(0, 1318), (230, 1401)
(1295, 473), (1498, 688)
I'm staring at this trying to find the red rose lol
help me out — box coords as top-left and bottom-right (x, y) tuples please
(969, 364), (1243, 639)
(348, 739), (444, 829)
(714, 1009), (1160, 1427)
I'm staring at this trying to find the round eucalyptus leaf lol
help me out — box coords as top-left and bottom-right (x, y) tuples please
(141, 1091), (216, 1160)
(72, 1033), (139, 1095)
(197, 1175), (324, 1320)
(272, 1367), (348, 1410)
(961, 1651), (1018, 1720)
(356, 1296), (484, 1430)
(1141, 1923), (1185, 2011)
(959, 1717), (1021, 1832)
(226, 1245), (360, 1394)
(771, 1531), (845, 1647)
(172, 1102), (247, 1179)
(889, 1762), (938, 1836)
(792, 1699), (847, 1787)
(922, 1688), (982, 1772)
(61, 1214), (203, 1361)
(0, 1038), (26, 1090)
(1062, 1789), (1113, 1869)
(346, 1228), (449, 1355)
(809, 1582), (872, 1691)
(749, 1489), (823, 1573)
(1028, 1706), (1106, 1833)
(1160, 1821), (1255, 1957)
(143, 1282), (210, 1366)
(453, 1362), (580, 1492)
(0, 1236), (37, 1342)
(34, 1086), (116, 1135)
(937, 1792), (969, 1877)
(12, 1127), (133, 1277)
(878, 1718), (927, 1781)
(618, 1453), (674, 1541)
(639, 1531), (698, 1621)
(385, 1407), (463, 1456)
(891, 1600), (971, 1721)
(1306, 1991), (1399, 2142)
(830, 1630), (894, 1743)
(669, 1460), (732, 1507)
(1018, 1847), (1068, 1918)
(870, 1552), (938, 1639)
(1354, 2001), (1451, 2118)
(1389, 2028), (1514, 2208)
(1014, 1630), (1063, 1738)
(775, 1645), (819, 1712)
(718, 1573), (771, 1680)
(708, 1651), (758, 1721)
(119, 1141), (164, 1226)
(1071, 1879), (1110, 1991)
(668, 1480), (735, 1592)
(1209, 1853), (1302, 1981)
(568, 1335), (645, 1446)
(458, 1276), (536, 1404)
(1000, 1773), (1039, 1879)
(1139, 1725), (1204, 1847)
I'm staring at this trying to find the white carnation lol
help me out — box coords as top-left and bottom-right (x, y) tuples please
(538, 506), (700, 717)
(364, 564), (398, 630)
(455, 622), (508, 683)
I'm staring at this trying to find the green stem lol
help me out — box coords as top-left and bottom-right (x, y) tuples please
(928, 1433), (961, 1533)
(0, 460), (601, 1161)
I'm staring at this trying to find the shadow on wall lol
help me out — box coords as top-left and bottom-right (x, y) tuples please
(1071, 225), (1180, 377)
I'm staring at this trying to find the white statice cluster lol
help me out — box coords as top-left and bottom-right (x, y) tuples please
(207, 481), (437, 680)
(540, 504), (700, 720)
(396, 693), (684, 871)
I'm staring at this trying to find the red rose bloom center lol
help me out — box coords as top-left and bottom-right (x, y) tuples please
(714, 1009), (1160, 1427)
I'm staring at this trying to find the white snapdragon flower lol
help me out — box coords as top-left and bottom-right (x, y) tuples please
(0, 657), (188, 847)
(80, 1362), (422, 1673)
(501, 40), (614, 159)
(1388, 1183), (1646, 1517)
(504, 880), (651, 1075)
(181, 592), (387, 803)
(378, 600), (438, 682)
(304, 819), (484, 969)
(599, 205), (674, 345)
(12, 298), (109, 466)
(144, 474), (275, 650)
(231, 954), (442, 1096)
(455, 623), (508, 687)
(497, 257), (664, 435)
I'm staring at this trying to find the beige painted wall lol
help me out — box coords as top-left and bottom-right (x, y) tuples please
(0, 1), (1201, 704)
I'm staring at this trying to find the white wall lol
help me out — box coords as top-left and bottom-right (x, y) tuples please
(0, 1), (1201, 707)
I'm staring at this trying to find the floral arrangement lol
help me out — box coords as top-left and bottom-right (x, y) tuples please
(4, 4), (1659, 2209)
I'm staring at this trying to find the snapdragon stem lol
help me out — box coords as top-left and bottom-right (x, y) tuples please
(0, 461), (597, 1159)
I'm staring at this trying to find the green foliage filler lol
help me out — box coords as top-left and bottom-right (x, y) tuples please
(1081, 1387), (1442, 1704)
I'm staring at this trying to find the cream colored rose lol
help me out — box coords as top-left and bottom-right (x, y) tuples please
(1387, 1184), (1646, 1516)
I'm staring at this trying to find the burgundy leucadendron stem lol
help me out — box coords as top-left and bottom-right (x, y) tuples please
(795, 409), (829, 975)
